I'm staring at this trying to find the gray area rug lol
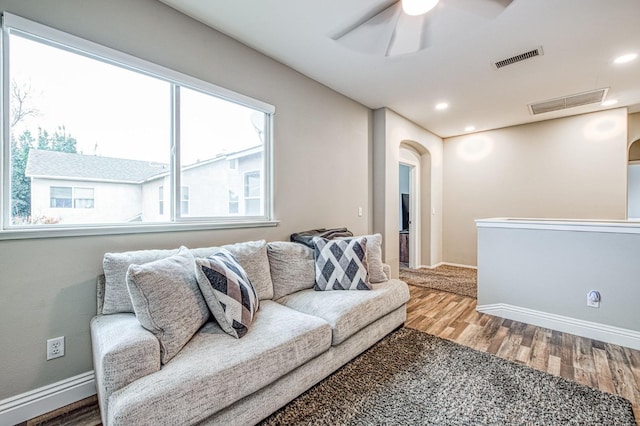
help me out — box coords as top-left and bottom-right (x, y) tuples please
(260, 328), (635, 425)
(400, 265), (477, 298)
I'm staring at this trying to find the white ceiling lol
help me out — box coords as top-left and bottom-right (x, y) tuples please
(158, 0), (640, 138)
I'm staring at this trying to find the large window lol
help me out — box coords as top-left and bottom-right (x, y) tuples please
(1, 13), (274, 236)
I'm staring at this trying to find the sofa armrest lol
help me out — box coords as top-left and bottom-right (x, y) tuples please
(91, 313), (160, 425)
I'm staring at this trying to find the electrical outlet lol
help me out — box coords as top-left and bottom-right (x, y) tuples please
(47, 336), (65, 360)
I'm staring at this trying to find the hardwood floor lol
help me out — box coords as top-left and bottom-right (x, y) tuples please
(406, 285), (640, 425)
(26, 285), (640, 425)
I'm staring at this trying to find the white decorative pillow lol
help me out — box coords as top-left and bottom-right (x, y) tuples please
(126, 247), (210, 364)
(338, 233), (388, 283)
(313, 237), (371, 291)
(194, 249), (259, 338)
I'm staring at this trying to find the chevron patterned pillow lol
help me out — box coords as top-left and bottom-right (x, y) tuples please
(195, 249), (259, 338)
(313, 237), (371, 291)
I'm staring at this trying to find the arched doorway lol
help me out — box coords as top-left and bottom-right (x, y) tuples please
(372, 107), (442, 277)
(398, 141), (432, 269)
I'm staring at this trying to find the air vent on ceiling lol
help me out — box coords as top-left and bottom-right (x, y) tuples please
(528, 88), (609, 115)
(493, 47), (544, 69)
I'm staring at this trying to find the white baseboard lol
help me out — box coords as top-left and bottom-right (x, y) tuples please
(423, 262), (477, 270)
(477, 303), (640, 351)
(0, 371), (96, 425)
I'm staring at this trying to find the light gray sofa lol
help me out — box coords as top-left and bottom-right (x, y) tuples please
(90, 239), (410, 425)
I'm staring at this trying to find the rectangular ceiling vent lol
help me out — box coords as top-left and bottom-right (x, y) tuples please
(528, 88), (608, 115)
(493, 47), (543, 69)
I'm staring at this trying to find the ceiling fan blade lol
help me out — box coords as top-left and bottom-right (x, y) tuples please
(387, 13), (427, 56)
(446, 0), (513, 19)
(333, 1), (402, 56)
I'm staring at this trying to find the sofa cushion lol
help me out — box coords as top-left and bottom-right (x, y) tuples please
(102, 240), (273, 314)
(267, 241), (315, 300)
(195, 249), (259, 338)
(106, 301), (332, 426)
(195, 240), (274, 301)
(313, 237), (371, 291)
(339, 233), (388, 283)
(278, 279), (410, 345)
(126, 247), (210, 364)
(103, 248), (178, 314)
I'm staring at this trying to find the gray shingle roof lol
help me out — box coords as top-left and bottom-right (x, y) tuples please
(25, 149), (168, 183)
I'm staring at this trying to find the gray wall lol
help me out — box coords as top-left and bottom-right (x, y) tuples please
(0, 0), (371, 400)
(477, 225), (640, 332)
(629, 164), (640, 219)
(443, 109), (629, 266)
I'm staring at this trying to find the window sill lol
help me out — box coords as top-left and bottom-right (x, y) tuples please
(0, 220), (280, 241)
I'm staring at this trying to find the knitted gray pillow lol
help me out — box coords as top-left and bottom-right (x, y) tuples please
(126, 247), (210, 364)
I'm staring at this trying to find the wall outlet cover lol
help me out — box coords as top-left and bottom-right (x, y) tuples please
(47, 336), (65, 360)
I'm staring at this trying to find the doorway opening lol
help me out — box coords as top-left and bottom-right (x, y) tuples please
(629, 139), (640, 220)
(399, 145), (421, 268)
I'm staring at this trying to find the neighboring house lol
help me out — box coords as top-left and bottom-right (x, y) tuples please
(25, 146), (263, 224)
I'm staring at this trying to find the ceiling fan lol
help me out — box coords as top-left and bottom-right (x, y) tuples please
(332, 0), (513, 57)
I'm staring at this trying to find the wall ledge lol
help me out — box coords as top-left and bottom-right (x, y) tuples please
(477, 303), (640, 351)
(0, 371), (95, 425)
(476, 218), (640, 234)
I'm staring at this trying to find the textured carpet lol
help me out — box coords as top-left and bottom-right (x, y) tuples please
(399, 264), (477, 298)
(260, 328), (635, 425)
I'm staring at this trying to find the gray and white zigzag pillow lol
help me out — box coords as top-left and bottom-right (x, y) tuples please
(194, 249), (259, 338)
(313, 237), (371, 291)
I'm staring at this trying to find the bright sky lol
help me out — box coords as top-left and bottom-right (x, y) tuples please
(10, 34), (264, 164)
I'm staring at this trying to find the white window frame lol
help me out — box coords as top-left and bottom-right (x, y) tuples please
(158, 186), (164, 216)
(180, 186), (189, 216)
(0, 13), (277, 240)
(243, 170), (261, 216)
(49, 186), (72, 209)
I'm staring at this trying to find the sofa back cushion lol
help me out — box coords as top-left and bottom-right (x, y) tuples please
(101, 240), (273, 315)
(200, 240), (274, 302)
(103, 248), (178, 314)
(267, 241), (315, 300)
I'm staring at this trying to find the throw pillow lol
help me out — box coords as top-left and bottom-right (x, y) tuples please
(191, 240), (274, 301)
(313, 237), (371, 291)
(126, 247), (210, 364)
(194, 249), (259, 338)
(267, 241), (316, 300)
(338, 233), (388, 283)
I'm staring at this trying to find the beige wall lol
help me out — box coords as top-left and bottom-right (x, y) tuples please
(373, 108), (443, 275)
(443, 108), (629, 266)
(0, 0), (371, 400)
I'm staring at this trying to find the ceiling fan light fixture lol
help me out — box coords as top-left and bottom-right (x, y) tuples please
(401, 0), (440, 16)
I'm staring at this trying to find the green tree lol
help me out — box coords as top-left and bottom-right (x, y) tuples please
(10, 127), (78, 223)
(10, 131), (34, 220)
(9, 79), (79, 223)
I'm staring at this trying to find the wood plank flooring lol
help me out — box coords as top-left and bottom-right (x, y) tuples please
(406, 285), (640, 425)
(26, 285), (640, 425)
